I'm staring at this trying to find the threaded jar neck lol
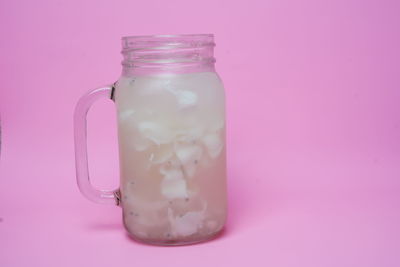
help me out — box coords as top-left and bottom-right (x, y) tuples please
(121, 34), (216, 75)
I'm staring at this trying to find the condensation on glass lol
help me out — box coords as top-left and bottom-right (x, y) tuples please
(74, 34), (227, 245)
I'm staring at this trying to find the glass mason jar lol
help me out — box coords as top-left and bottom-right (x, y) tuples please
(74, 34), (227, 245)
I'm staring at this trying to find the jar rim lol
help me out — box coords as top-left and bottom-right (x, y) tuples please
(122, 34), (214, 41)
(121, 34), (215, 51)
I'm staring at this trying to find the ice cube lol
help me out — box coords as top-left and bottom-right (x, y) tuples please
(150, 144), (174, 164)
(161, 169), (188, 199)
(176, 90), (198, 109)
(176, 125), (204, 142)
(202, 132), (223, 158)
(175, 144), (202, 165)
(165, 86), (198, 109)
(138, 121), (174, 145)
(167, 202), (208, 237)
(168, 209), (205, 237)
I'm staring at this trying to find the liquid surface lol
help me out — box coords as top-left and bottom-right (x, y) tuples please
(115, 72), (227, 245)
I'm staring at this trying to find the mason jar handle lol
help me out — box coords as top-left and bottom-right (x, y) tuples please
(73, 85), (120, 205)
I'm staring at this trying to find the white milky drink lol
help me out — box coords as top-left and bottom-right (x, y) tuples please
(115, 71), (227, 244)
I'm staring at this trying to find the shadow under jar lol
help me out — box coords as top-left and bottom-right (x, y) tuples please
(74, 34), (227, 246)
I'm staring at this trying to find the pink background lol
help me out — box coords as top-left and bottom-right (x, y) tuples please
(1, 0), (399, 266)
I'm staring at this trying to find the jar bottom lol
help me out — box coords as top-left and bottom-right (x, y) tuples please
(126, 227), (225, 246)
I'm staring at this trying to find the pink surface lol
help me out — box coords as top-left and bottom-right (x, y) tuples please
(1, 0), (400, 266)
